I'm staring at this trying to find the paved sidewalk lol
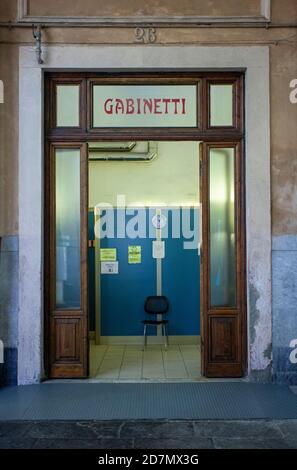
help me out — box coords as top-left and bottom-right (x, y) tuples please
(0, 420), (297, 449)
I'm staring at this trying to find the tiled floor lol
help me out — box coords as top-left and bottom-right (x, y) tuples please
(89, 343), (201, 381)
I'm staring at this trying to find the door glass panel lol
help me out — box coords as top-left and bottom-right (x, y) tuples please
(56, 85), (80, 127)
(210, 84), (233, 127)
(55, 148), (81, 308)
(209, 148), (236, 307)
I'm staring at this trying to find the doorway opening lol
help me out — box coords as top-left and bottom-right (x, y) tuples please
(44, 72), (246, 380)
(87, 141), (201, 381)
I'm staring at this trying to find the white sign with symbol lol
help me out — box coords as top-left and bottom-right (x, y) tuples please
(101, 261), (119, 274)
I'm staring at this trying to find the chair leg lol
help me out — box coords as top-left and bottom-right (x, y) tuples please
(142, 324), (147, 351)
(165, 324), (169, 348)
(163, 324), (168, 350)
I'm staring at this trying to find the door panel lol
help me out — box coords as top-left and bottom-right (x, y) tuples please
(48, 143), (88, 378)
(209, 316), (237, 362)
(200, 142), (246, 377)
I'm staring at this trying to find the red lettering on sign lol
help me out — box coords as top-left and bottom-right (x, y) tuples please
(154, 98), (162, 114)
(104, 98), (113, 114)
(181, 98), (186, 114)
(115, 99), (124, 114)
(102, 97), (188, 116)
(137, 98), (141, 114)
(172, 98), (179, 114)
(126, 98), (135, 114)
(143, 99), (153, 114)
(163, 98), (171, 114)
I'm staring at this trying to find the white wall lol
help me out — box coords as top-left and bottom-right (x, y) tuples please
(89, 141), (200, 207)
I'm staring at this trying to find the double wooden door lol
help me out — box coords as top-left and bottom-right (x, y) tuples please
(45, 140), (246, 379)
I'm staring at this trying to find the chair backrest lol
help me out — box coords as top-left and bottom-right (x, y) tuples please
(144, 296), (169, 315)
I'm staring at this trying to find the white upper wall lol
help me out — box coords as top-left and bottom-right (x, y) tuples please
(89, 141), (200, 207)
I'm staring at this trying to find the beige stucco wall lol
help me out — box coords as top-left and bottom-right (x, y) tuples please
(0, 43), (19, 236)
(22, 0), (263, 18)
(0, 0), (296, 236)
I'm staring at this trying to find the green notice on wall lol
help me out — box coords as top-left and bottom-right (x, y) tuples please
(128, 246), (142, 264)
(100, 248), (117, 262)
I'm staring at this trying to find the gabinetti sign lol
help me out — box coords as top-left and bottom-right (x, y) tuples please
(92, 84), (198, 128)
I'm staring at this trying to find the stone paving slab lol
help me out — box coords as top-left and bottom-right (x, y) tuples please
(0, 420), (296, 449)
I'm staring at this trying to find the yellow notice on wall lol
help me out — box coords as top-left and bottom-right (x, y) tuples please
(100, 248), (117, 262)
(128, 246), (142, 264)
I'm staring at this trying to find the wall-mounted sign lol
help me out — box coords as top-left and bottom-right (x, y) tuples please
(93, 85), (197, 128)
(153, 240), (165, 259)
(100, 248), (117, 261)
(128, 246), (142, 264)
(101, 261), (119, 274)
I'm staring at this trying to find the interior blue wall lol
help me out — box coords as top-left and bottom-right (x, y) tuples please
(88, 208), (200, 336)
(100, 212), (156, 336)
(162, 209), (200, 335)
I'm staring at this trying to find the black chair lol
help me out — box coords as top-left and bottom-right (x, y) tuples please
(142, 296), (169, 350)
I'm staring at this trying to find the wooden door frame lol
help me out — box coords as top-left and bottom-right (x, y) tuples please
(44, 142), (89, 378)
(44, 71), (246, 379)
(200, 142), (247, 377)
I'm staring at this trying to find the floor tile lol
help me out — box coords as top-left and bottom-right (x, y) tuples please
(90, 343), (201, 381)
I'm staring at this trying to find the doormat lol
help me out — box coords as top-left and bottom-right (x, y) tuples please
(0, 382), (297, 421)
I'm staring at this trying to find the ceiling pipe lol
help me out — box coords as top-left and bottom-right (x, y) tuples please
(88, 142), (158, 162)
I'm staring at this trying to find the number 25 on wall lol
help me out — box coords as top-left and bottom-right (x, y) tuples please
(135, 27), (157, 44)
